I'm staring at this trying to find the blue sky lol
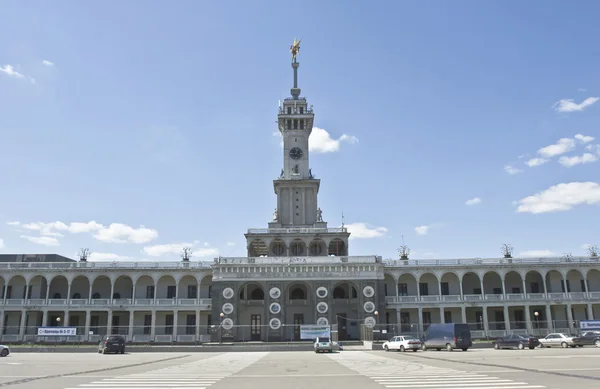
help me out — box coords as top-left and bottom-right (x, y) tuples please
(1, 0), (599, 261)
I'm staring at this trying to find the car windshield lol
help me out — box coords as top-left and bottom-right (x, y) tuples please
(319, 337), (330, 342)
(403, 335), (416, 340)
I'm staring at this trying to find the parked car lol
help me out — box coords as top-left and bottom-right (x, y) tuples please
(314, 336), (333, 353)
(576, 331), (600, 347)
(539, 333), (580, 348)
(383, 335), (421, 352)
(98, 335), (126, 354)
(494, 334), (540, 350)
(0, 344), (10, 357)
(421, 323), (472, 351)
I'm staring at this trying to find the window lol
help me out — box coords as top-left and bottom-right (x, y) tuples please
(511, 287), (521, 294)
(287, 107), (291, 114)
(419, 283), (429, 296)
(530, 283), (540, 293)
(299, 107), (304, 114)
(146, 286), (155, 299)
(186, 315), (196, 335)
(441, 282), (449, 296)
(399, 283), (408, 296)
(300, 119), (304, 129)
(293, 119), (298, 129)
(167, 285), (176, 299)
(165, 314), (174, 335)
(208, 285), (212, 298)
(493, 288), (502, 295)
(143, 315), (152, 335)
(422, 311), (431, 325)
(287, 119), (291, 129)
(187, 285), (197, 299)
(473, 288), (482, 294)
(444, 311), (452, 323)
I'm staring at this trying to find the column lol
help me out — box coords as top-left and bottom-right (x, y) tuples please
(19, 310), (27, 337)
(439, 307), (444, 324)
(128, 310), (134, 341)
(503, 306), (511, 334)
(195, 310), (200, 340)
(459, 280), (464, 300)
(42, 310), (48, 327)
(88, 284), (93, 303)
(107, 310), (113, 336)
(396, 308), (401, 330)
(417, 307), (423, 334)
(84, 310), (91, 340)
(64, 310), (69, 326)
(501, 276), (507, 299)
(521, 279), (527, 296)
(545, 304), (553, 332)
(461, 306), (467, 323)
(150, 310), (156, 340)
(587, 304), (594, 320)
(524, 305), (532, 333)
(542, 277), (548, 297)
(173, 310), (178, 340)
(131, 282), (137, 303)
(45, 284), (51, 304)
(566, 304), (575, 333)
(0, 310), (4, 335)
(66, 282), (72, 302)
(395, 283), (399, 301)
(482, 307), (489, 336)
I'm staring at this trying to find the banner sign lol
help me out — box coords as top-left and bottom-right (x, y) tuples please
(580, 320), (600, 330)
(300, 325), (331, 340)
(38, 327), (77, 336)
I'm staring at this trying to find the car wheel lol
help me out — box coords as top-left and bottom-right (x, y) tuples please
(384, 345), (389, 352)
(561, 342), (568, 348)
(461, 348), (468, 351)
(494, 343), (499, 350)
(400, 345), (405, 352)
(412, 349), (418, 352)
(446, 344), (453, 352)
(517, 343), (524, 350)
(0, 349), (8, 357)
(436, 348), (441, 351)
(528, 346), (535, 350)
(595, 340), (600, 348)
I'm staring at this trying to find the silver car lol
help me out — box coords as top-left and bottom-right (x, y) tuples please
(0, 344), (10, 357)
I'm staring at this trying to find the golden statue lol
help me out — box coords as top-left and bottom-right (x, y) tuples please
(290, 38), (301, 61)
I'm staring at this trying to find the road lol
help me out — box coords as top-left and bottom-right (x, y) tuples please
(1, 347), (599, 389)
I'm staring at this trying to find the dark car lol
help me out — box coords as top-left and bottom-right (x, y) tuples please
(98, 335), (126, 354)
(421, 323), (472, 351)
(575, 331), (600, 347)
(494, 334), (539, 350)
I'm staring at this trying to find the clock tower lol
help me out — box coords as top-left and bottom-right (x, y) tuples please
(244, 40), (350, 257)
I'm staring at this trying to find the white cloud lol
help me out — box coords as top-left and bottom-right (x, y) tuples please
(15, 220), (158, 244)
(0, 238), (4, 249)
(42, 60), (54, 67)
(585, 144), (600, 154)
(20, 235), (60, 246)
(525, 158), (549, 167)
(537, 138), (576, 158)
(345, 222), (387, 239)
(519, 250), (558, 258)
(415, 225), (429, 235)
(575, 134), (595, 144)
(6, 221), (20, 226)
(516, 182), (600, 214)
(0, 64), (25, 79)
(504, 165), (523, 175)
(465, 197), (482, 205)
(88, 252), (132, 261)
(582, 244), (592, 250)
(226, 242), (236, 247)
(558, 153), (598, 167)
(578, 88), (587, 92)
(553, 97), (599, 112)
(143, 240), (219, 258)
(309, 127), (358, 153)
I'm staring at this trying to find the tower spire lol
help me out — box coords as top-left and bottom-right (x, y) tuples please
(290, 38), (301, 99)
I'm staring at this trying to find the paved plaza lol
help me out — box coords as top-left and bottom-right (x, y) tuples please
(1, 348), (599, 389)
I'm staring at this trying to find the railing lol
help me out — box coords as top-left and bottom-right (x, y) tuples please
(214, 255), (380, 264)
(0, 261), (213, 270)
(0, 298), (213, 307)
(246, 227), (347, 234)
(384, 292), (596, 303)
(383, 255), (600, 267)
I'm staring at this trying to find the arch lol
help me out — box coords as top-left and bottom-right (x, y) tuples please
(91, 275), (111, 299)
(418, 273), (440, 296)
(6, 275), (26, 299)
(461, 272), (481, 295)
(178, 275), (199, 299)
(28, 275), (48, 299)
(71, 275), (90, 299)
(134, 275), (154, 299)
(398, 273), (418, 296)
(383, 273), (396, 296)
(587, 269), (600, 292)
(287, 282), (309, 300)
(49, 275), (68, 300)
(440, 272), (460, 296)
(113, 275), (134, 299)
(239, 282), (264, 300)
(566, 269), (586, 292)
(544, 270), (564, 294)
(200, 274), (212, 298)
(289, 239), (306, 256)
(248, 239), (267, 257)
(0, 276), (5, 298)
(504, 271), (523, 295)
(332, 281), (358, 299)
(308, 239), (327, 256)
(269, 239), (286, 256)
(156, 275), (177, 299)
(482, 271), (503, 295)
(328, 239), (346, 256)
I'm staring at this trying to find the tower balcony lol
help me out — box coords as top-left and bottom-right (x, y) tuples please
(247, 227), (347, 234)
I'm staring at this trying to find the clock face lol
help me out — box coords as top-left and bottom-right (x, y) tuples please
(289, 147), (303, 160)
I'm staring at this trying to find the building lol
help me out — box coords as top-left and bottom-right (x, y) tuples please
(1, 45), (599, 344)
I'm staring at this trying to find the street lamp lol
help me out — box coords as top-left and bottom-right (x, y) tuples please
(534, 311), (540, 335)
(219, 312), (224, 344)
(56, 317), (61, 326)
(374, 311), (379, 341)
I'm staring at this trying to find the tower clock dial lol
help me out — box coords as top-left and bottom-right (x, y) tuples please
(289, 147), (303, 160)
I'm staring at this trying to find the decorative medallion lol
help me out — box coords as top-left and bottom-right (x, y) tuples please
(316, 317), (329, 326)
(316, 301), (328, 314)
(222, 287), (234, 300)
(363, 301), (375, 313)
(222, 303), (234, 315)
(364, 316), (376, 328)
(316, 287), (328, 299)
(222, 318), (234, 330)
(269, 302), (281, 314)
(363, 286), (375, 298)
(269, 318), (282, 330)
(269, 287), (281, 299)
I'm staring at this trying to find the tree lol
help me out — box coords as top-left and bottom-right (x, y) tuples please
(501, 244), (514, 259)
(181, 247), (193, 261)
(78, 248), (91, 262)
(587, 245), (599, 258)
(398, 245), (410, 260)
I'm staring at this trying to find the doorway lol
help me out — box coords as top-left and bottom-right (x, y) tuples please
(251, 314), (261, 341)
(338, 313), (347, 340)
(293, 314), (304, 340)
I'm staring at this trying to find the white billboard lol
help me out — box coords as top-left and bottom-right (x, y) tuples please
(37, 327), (77, 336)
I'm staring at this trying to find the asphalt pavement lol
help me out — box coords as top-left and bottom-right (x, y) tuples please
(0, 347), (598, 389)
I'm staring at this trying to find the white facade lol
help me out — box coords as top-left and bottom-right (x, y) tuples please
(1, 48), (599, 343)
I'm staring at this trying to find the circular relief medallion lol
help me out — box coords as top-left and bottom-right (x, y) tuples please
(316, 287), (328, 299)
(316, 317), (329, 326)
(269, 302), (281, 314)
(269, 287), (281, 299)
(222, 318), (234, 330)
(269, 318), (282, 330)
(363, 301), (375, 313)
(363, 286), (375, 298)
(222, 303), (234, 315)
(316, 301), (328, 314)
(222, 287), (234, 300)
(364, 316), (376, 328)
